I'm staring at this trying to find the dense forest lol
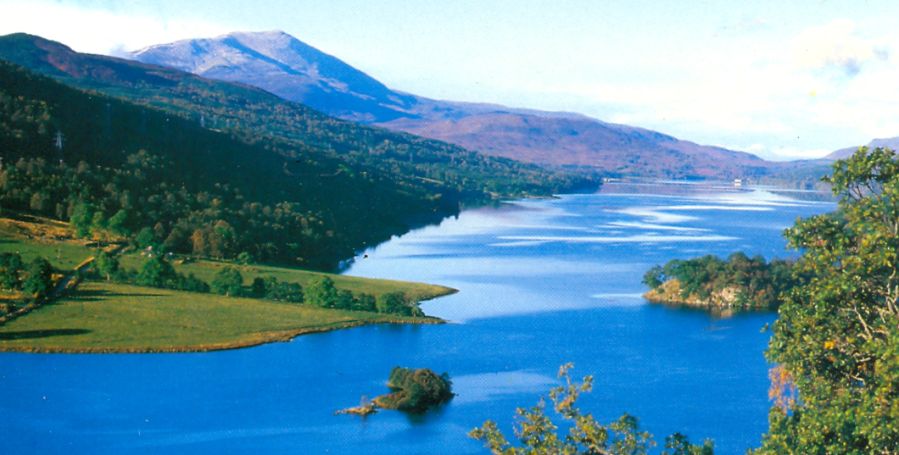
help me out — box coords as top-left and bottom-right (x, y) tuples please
(0, 60), (429, 268)
(0, 55), (594, 270)
(642, 253), (799, 310)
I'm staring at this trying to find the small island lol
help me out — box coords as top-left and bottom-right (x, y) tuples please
(338, 367), (454, 416)
(642, 252), (799, 312)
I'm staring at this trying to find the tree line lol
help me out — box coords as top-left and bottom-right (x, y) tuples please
(87, 253), (422, 316)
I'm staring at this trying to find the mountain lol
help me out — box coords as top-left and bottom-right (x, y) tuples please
(0, 33), (593, 195)
(0, 33), (596, 269)
(380, 111), (772, 178)
(827, 136), (899, 160)
(132, 30), (416, 123)
(132, 30), (777, 180)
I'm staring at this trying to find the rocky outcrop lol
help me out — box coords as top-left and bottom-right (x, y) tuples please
(643, 279), (744, 310)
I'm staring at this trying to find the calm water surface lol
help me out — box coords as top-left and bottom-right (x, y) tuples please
(0, 183), (833, 454)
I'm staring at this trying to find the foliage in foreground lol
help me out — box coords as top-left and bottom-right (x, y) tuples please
(756, 147), (899, 453)
(470, 363), (713, 454)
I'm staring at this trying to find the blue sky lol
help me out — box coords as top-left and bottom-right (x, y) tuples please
(1, 0), (898, 160)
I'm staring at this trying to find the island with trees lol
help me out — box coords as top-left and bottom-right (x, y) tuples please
(338, 367), (454, 416)
(642, 253), (800, 312)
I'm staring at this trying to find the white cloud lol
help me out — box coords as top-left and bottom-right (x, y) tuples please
(792, 19), (890, 77)
(0, 1), (230, 54)
(512, 19), (899, 160)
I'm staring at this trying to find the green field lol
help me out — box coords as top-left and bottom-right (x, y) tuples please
(118, 254), (452, 301)
(0, 281), (443, 353)
(0, 216), (456, 352)
(0, 215), (455, 303)
(0, 215), (98, 269)
(0, 237), (97, 270)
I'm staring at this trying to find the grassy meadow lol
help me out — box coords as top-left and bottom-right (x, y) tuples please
(0, 281), (443, 353)
(0, 216), (97, 269)
(117, 254), (453, 302)
(0, 215), (455, 353)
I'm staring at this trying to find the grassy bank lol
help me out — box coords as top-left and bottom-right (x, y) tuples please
(117, 254), (451, 302)
(0, 281), (445, 353)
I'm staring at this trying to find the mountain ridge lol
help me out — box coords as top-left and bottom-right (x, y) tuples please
(131, 30), (782, 180)
(132, 30), (417, 122)
(827, 136), (899, 160)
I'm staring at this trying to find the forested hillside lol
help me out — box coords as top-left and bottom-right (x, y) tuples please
(0, 60), (587, 270)
(0, 33), (597, 199)
(0, 35), (598, 270)
(0, 61), (421, 268)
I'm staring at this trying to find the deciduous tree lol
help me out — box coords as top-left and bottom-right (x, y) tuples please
(306, 276), (338, 308)
(136, 256), (177, 288)
(757, 147), (899, 453)
(211, 266), (244, 297)
(376, 292), (410, 315)
(95, 251), (119, 281)
(22, 257), (53, 299)
(0, 252), (23, 290)
(470, 363), (713, 454)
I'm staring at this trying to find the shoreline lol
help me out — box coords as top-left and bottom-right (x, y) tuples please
(0, 316), (445, 354)
(643, 281), (777, 315)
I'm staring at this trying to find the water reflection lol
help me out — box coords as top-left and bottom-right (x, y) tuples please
(452, 371), (556, 404)
(349, 184), (831, 322)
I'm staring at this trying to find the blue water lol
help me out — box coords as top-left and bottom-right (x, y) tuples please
(0, 183), (833, 454)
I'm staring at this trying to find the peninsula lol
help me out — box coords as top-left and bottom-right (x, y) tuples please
(642, 253), (798, 312)
(0, 215), (455, 353)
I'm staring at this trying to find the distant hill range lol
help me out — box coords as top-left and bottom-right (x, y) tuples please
(827, 137), (899, 160)
(132, 30), (822, 180)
